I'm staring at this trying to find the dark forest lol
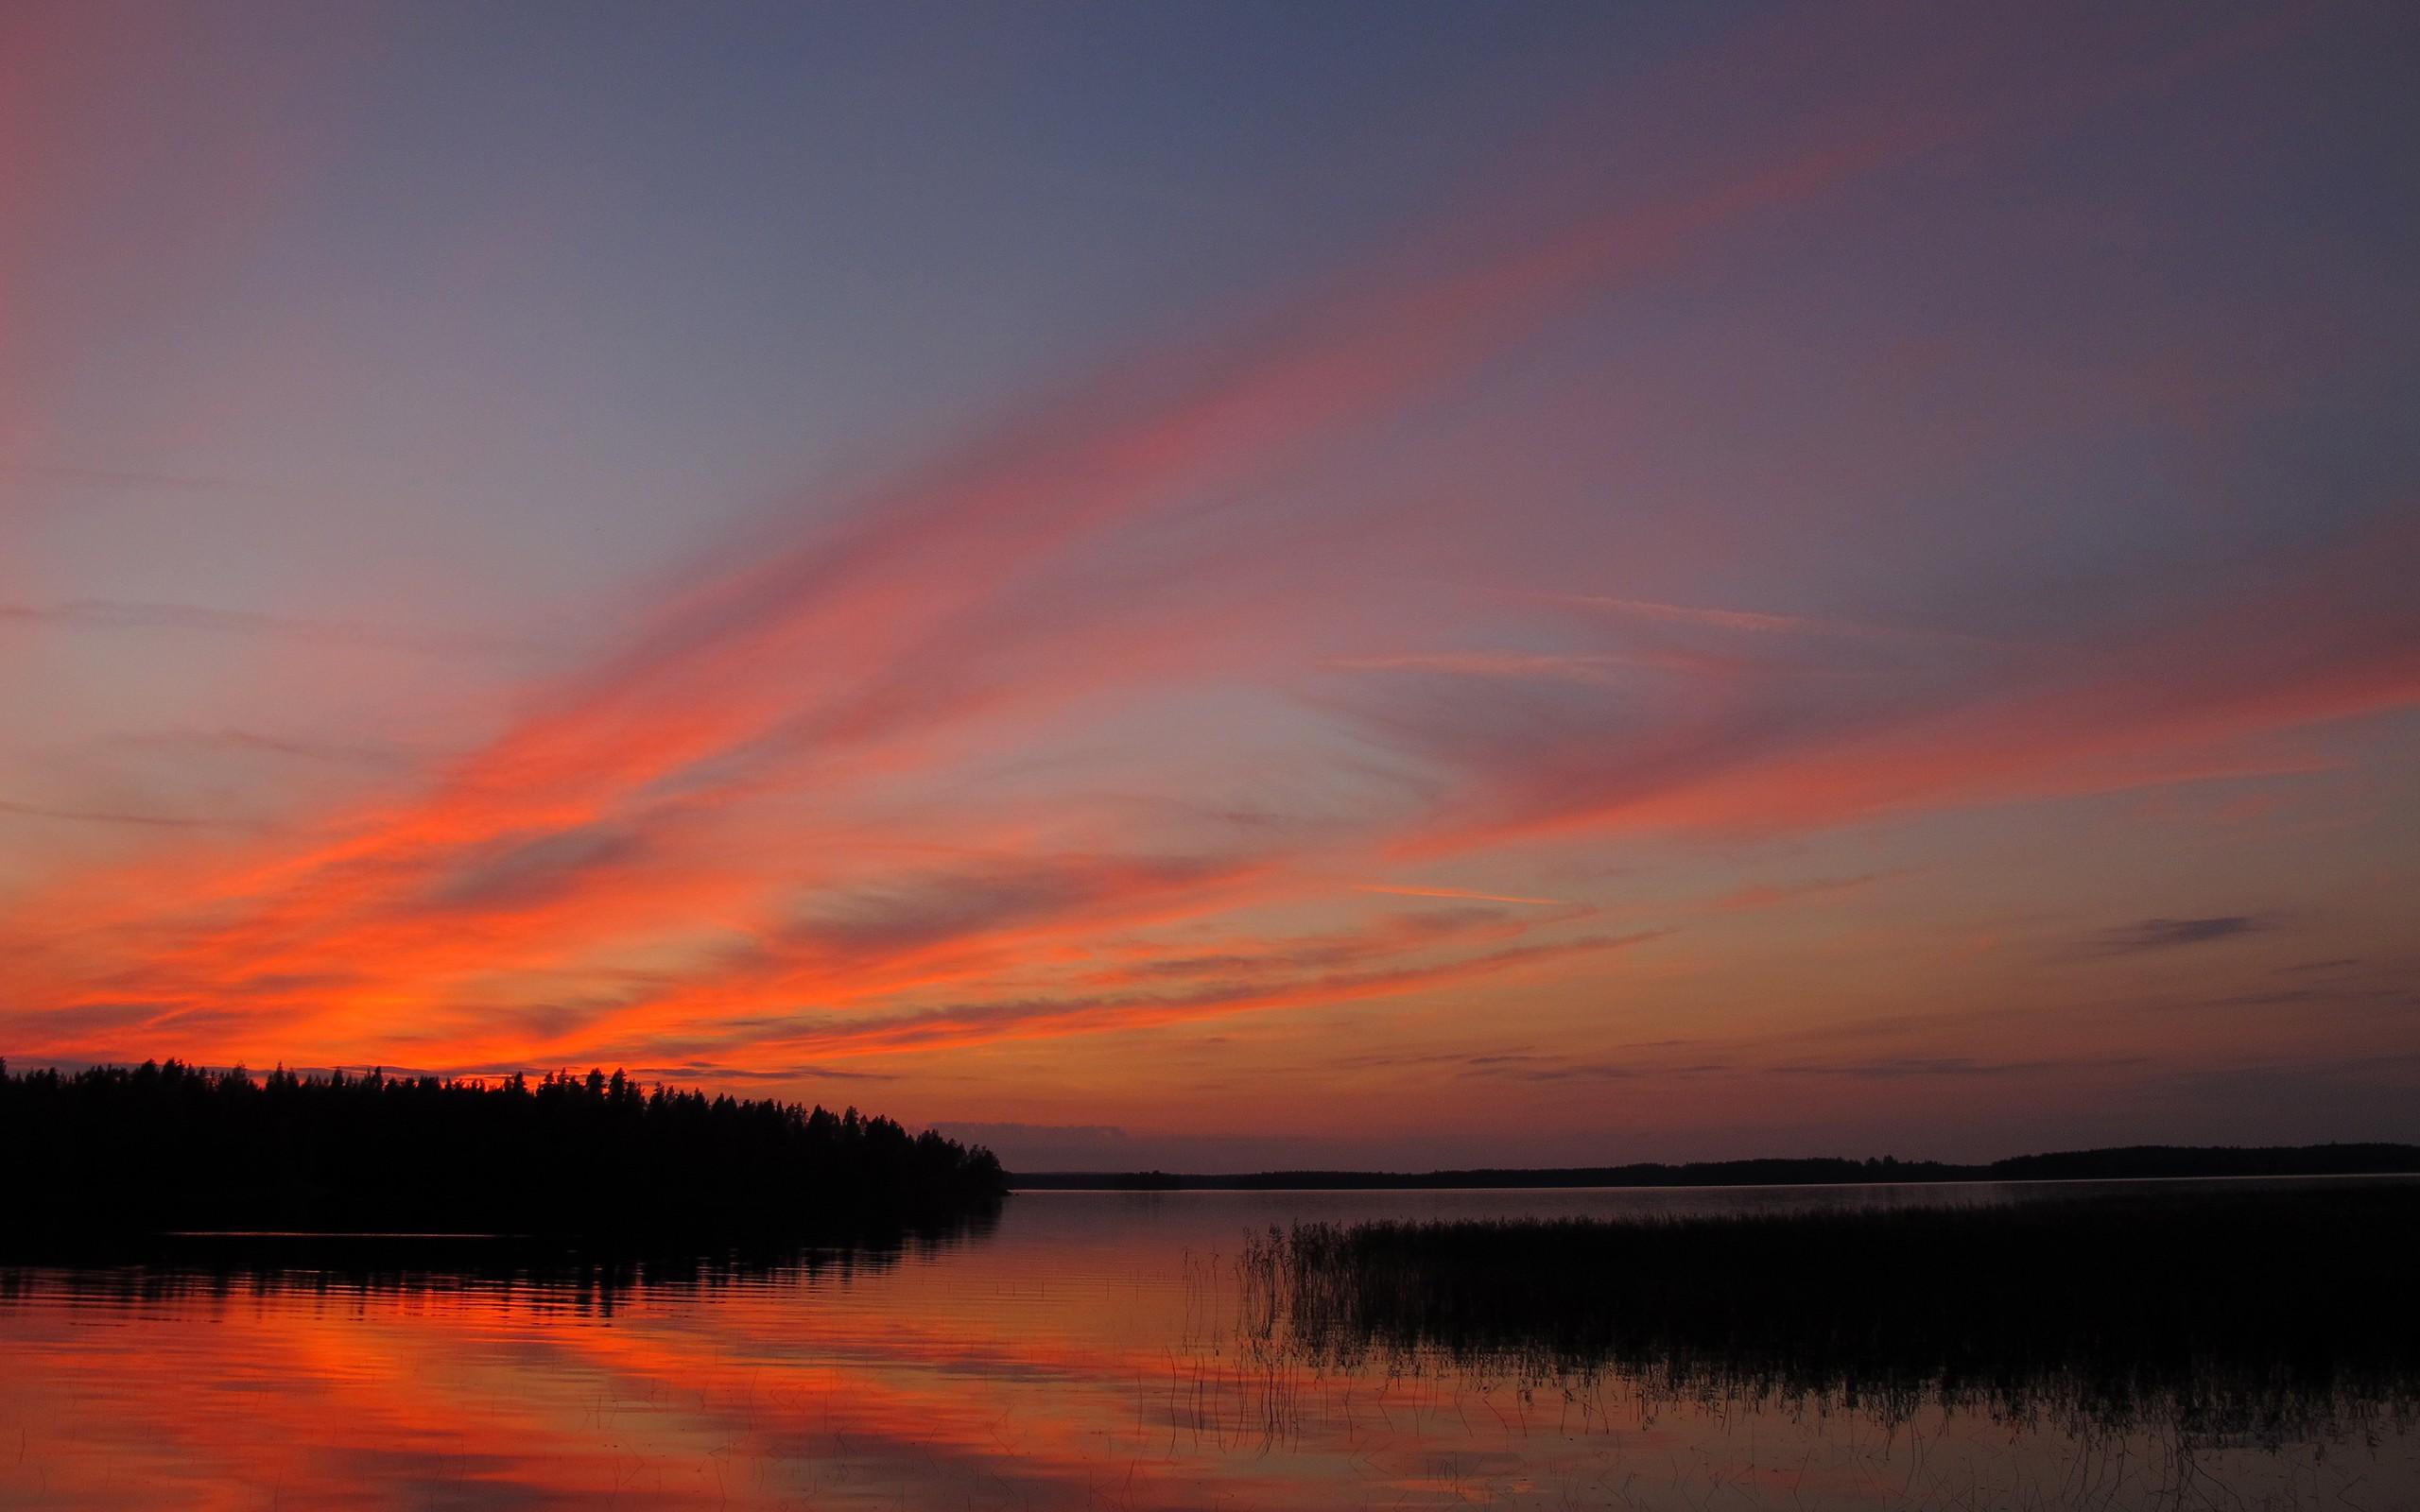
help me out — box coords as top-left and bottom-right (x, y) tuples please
(2, 1059), (1004, 1241)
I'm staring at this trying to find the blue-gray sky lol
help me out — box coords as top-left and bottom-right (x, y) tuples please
(4, 0), (2416, 1166)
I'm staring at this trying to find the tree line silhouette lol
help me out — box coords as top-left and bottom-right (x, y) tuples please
(1018, 1144), (2420, 1188)
(3, 1058), (1004, 1240)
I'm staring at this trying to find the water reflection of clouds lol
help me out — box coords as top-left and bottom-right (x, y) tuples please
(4, 1191), (2415, 1509)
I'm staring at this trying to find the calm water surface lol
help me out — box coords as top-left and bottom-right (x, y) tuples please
(3, 1179), (2412, 1509)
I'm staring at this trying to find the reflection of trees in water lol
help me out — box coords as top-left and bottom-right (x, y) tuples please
(0, 1201), (1002, 1315)
(1230, 1187), (2420, 1453)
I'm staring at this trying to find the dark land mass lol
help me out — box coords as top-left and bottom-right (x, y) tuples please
(2, 1058), (1005, 1243)
(1242, 1183), (2420, 1438)
(1016, 1143), (2420, 1189)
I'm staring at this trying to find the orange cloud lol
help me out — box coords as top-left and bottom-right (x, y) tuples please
(0, 0), (2388, 1122)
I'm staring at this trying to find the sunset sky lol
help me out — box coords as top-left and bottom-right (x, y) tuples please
(4, 1), (2415, 1169)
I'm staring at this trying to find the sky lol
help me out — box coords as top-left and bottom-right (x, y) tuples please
(3, 0), (2416, 1170)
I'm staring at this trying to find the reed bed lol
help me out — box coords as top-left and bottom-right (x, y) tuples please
(1238, 1184), (2420, 1443)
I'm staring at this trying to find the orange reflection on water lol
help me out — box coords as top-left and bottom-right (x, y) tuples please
(4, 1192), (2413, 1509)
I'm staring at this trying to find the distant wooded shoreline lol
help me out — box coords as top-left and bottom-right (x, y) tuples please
(1011, 1143), (2420, 1189)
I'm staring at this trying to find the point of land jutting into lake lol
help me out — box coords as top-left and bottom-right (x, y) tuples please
(2, 1058), (1005, 1244)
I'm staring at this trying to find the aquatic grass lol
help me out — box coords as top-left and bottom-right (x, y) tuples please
(1239, 1185), (2420, 1442)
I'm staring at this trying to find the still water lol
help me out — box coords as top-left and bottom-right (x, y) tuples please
(3, 1180), (2411, 1509)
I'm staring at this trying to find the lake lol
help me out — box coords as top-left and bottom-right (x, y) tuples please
(4, 1178), (2413, 1508)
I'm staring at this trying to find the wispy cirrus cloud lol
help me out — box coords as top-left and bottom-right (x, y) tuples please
(1770, 1055), (2154, 1080)
(0, 797), (266, 832)
(102, 729), (420, 769)
(2086, 915), (2275, 956)
(1372, 517), (2420, 854)
(0, 4), (1975, 1072)
(2, 1), (2405, 1127)
(1350, 883), (1565, 907)
(1701, 872), (1902, 914)
(697, 932), (1658, 1065)
(0, 599), (543, 658)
